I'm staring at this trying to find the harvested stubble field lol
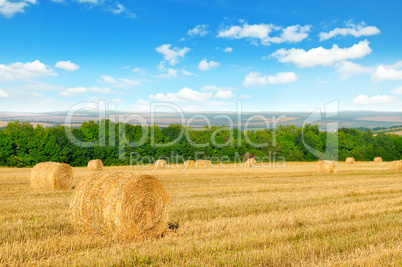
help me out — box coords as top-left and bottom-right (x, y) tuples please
(0, 162), (401, 266)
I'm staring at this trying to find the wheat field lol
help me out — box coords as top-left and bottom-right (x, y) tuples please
(0, 162), (401, 266)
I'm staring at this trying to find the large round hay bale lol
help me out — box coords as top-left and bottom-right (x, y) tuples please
(184, 160), (195, 168)
(196, 160), (211, 168)
(374, 157), (382, 163)
(244, 158), (256, 168)
(30, 162), (74, 190)
(154, 159), (167, 169)
(316, 160), (337, 174)
(88, 159), (103, 171)
(70, 171), (169, 240)
(390, 160), (402, 171)
(345, 157), (355, 164)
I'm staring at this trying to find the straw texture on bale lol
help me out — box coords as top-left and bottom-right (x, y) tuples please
(154, 159), (167, 169)
(88, 159), (103, 171)
(374, 157), (383, 163)
(390, 160), (402, 171)
(30, 162), (74, 190)
(345, 157), (355, 164)
(244, 158), (256, 168)
(184, 160), (195, 168)
(316, 160), (337, 174)
(70, 171), (169, 241)
(196, 160), (211, 168)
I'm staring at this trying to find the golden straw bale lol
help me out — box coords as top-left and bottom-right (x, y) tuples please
(196, 160), (211, 168)
(88, 159), (103, 171)
(70, 171), (169, 241)
(30, 162), (74, 190)
(183, 160), (195, 168)
(374, 157), (383, 163)
(154, 159), (167, 169)
(316, 160), (337, 174)
(244, 158), (256, 168)
(345, 157), (355, 164)
(390, 160), (402, 171)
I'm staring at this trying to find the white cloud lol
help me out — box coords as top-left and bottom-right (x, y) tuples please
(0, 89), (8, 98)
(201, 85), (234, 91)
(198, 59), (219, 71)
(214, 90), (235, 99)
(99, 75), (142, 88)
(217, 22), (311, 45)
(391, 86), (402, 95)
(352, 94), (398, 105)
(156, 44), (190, 66)
(243, 72), (298, 86)
(182, 70), (196, 76)
(109, 2), (135, 18)
(55, 60), (80, 71)
(77, 0), (98, 4)
(319, 21), (380, 41)
(0, 60), (55, 81)
(336, 61), (373, 80)
(371, 63), (402, 82)
(270, 40), (372, 68)
(224, 47), (233, 53)
(32, 92), (43, 97)
(60, 86), (112, 97)
(132, 67), (140, 72)
(0, 0), (37, 18)
(149, 87), (212, 103)
(187, 24), (208, 37)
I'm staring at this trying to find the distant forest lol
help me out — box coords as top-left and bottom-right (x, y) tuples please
(0, 120), (401, 167)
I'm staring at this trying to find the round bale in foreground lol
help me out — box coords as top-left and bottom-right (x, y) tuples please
(184, 160), (195, 168)
(345, 157), (355, 164)
(390, 160), (402, 171)
(88, 159), (103, 171)
(30, 162), (74, 190)
(316, 160), (337, 174)
(70, 171), (169, 240)
(374, 157), (382, 163)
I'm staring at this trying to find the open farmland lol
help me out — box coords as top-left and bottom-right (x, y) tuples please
(0, 162), (401, 266)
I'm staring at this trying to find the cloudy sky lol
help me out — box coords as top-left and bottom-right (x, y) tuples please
(0, 0), (401, 112)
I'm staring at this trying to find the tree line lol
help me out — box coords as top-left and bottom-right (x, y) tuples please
(0, 120), (401, 167)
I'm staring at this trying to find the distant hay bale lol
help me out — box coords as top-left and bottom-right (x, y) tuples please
(196, 160), (211, 168)
(154, 159), (167, 169)
(345, 157), (355, 164)
(70, 171), (169, 241)
(316, 160), (337, 174)
(374, 157), (382, 163)
(88, 159), (103, 171)
(184, 160), (195, 168)
(390, 160), (402, 171)
(244, 158), (256, 168)
(30, 162), (74, 190)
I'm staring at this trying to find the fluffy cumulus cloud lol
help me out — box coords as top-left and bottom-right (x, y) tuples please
(99, 75), (142, 88)
(156, 44), (190, 66)
(55, 60), (80, 71)
(224, 47), (233, 53)
(270, 40), (372, 68)
(0, 0), (37, 18)
(198, 59), (219, 71)
(0, 88), (8, 98)
(243, 72), (298, 86)
(217, 22), (311, 45)
(352, 94), (398, 105)
(336, 61), (373, 80)
(60, 86), (112, 97)
(0, 60), (55, 81)
(187, 24), (208, 37)
(149, 87), (213, 103)
(319, 21), (380, 41)
(391, 86), (402, 95)
(371, 61), (402, 82)
(214, 90), (235, 99)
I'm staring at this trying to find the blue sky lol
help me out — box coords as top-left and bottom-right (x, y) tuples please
(0, 0), (401, 112)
